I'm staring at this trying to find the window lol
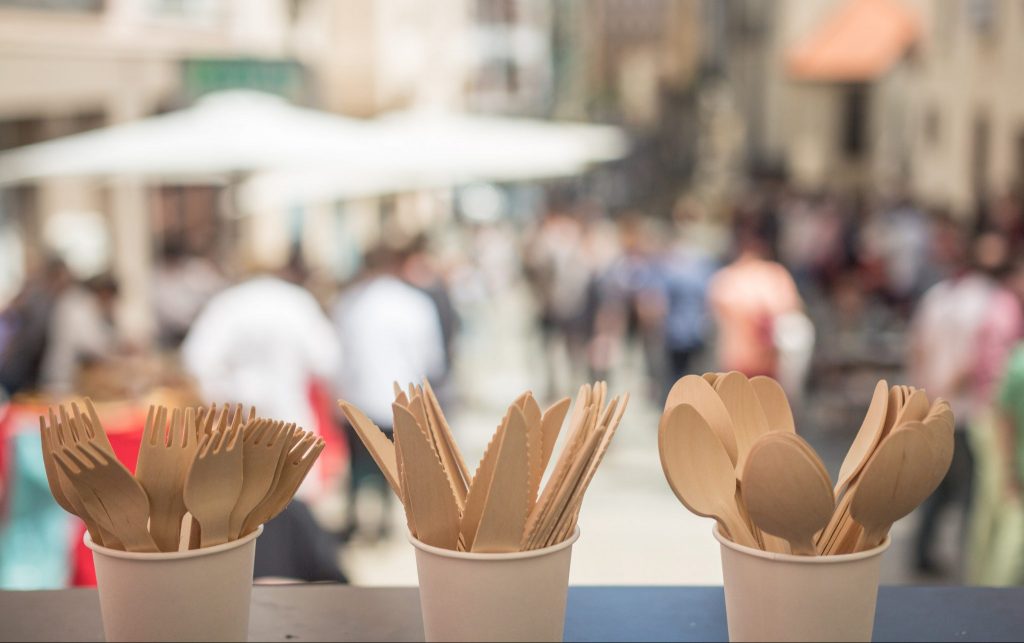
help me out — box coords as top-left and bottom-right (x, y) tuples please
(144, 0), (221, 26)
(1014, 130), (1024, 191)
(0, 0), (102, 11)
(971, 113), (991, 197)
(841, 84), (868, 158)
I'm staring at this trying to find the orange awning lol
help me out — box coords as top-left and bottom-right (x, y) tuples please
(787, 0), (919, 82)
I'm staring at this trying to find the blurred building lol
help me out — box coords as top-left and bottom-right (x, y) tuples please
(711, 0), (1024, 216)
(0, 0), (335, 321)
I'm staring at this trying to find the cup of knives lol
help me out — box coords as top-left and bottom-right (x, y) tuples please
(659, 374), (953, 642)
(341, 380), (628, 642)
(39, 400), (324, 642)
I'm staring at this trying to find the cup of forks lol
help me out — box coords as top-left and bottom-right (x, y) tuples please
(85, 524), (264, 642)
(40, 400), (324, 642)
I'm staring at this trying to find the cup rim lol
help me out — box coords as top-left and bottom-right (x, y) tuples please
(409, 526), (580, 560)
(712, 524), (890, 562)
(84, 524), (263, 560)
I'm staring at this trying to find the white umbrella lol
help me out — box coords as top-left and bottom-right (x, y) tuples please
(240, 110), (629, 209)
(0, 91), (387, 185)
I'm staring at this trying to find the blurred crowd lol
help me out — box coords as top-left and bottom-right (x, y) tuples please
(2, 180), (1024, 587)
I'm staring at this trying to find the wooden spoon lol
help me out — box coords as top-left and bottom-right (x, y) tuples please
(663, 374), (738, 466)
(749, 376), (796, 434)
(714, 371), (772, 477)
(849, 423), (947, 551)
(742, 433), (834, 555)
(893, 388), (930, 428)
(833, 380), (889, 498)
(658, 403), (758, 548)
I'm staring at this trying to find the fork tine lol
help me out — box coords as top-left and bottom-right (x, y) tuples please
(154, 406), (168, 446)
(59, 405), (77, 442)
(143, 405), (156, 445)
(83, 398), (106, 440)
(48, 409), (61, 444)
(226, 422), (243, 451)
(197, 432), (214, 458)
(39, 416), (52, 452)
(202, 403), (216, 436)
(215, 405), (229, 434)
(288, 428), (309, 452)
(62, 445), (91, 471)
(169, 408), (182, 448)
(55, 418), (73, 448)
(247, 406), (257, 424)
(184, 408), (197, 447)
(70, 402), (90, 438)
(251, 419), (272, 444)
(290, 434), (316, 463)
(230, 404), (244, 434)
(79, 443), (108, 467)
(52, 448), (80, 476)
(269, 421), (288, 446)
(302, 438), (326, 463)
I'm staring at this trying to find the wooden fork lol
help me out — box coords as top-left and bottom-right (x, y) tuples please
(228, 420), (293, 540)
(39, 414), (119, 548)
(183, 425), (244, 547)
(135, 406), (200, 552)
(53, 442), (158, 553)
(240, 433), (323, 534)
(240, 428), (307, 536)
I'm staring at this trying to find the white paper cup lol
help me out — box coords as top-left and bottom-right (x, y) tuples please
(85, 525), (262, 642)
(410, 528), (580, 642)
(714, 525), (889, 642)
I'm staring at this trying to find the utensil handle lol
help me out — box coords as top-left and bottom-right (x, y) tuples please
(198, 515), (231, 548)
(720, 507), (759, 549)
(854, 525), (886, 553)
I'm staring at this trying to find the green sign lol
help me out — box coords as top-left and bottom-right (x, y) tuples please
(182, 58), (307, 101)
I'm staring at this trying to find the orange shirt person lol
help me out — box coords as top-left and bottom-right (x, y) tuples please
(708, 231), (803, 378)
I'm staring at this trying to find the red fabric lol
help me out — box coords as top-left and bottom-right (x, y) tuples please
(308, 379), (347, 486)
(71, 411), (146, 587)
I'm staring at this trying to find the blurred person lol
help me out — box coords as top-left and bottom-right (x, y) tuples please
(182, 258), (340, 491)
(589, 214), (667, 399)
(151, 239), (226, 348)
(966, 251), (1024, 584)
(523, 208), (594, 398)
(987, 338), (1024, 586)
(708, 225), (803, 378)
(863, 195), (934, 309)
(39, 273), (120, 394)
(332, 245), (445, 541)
(0, 257), (71, 395)
(908, 227), (1023, 576)
(398, 234), (460, 390)
(181, 256), (344, 582)
(659, 202), (717, 392)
